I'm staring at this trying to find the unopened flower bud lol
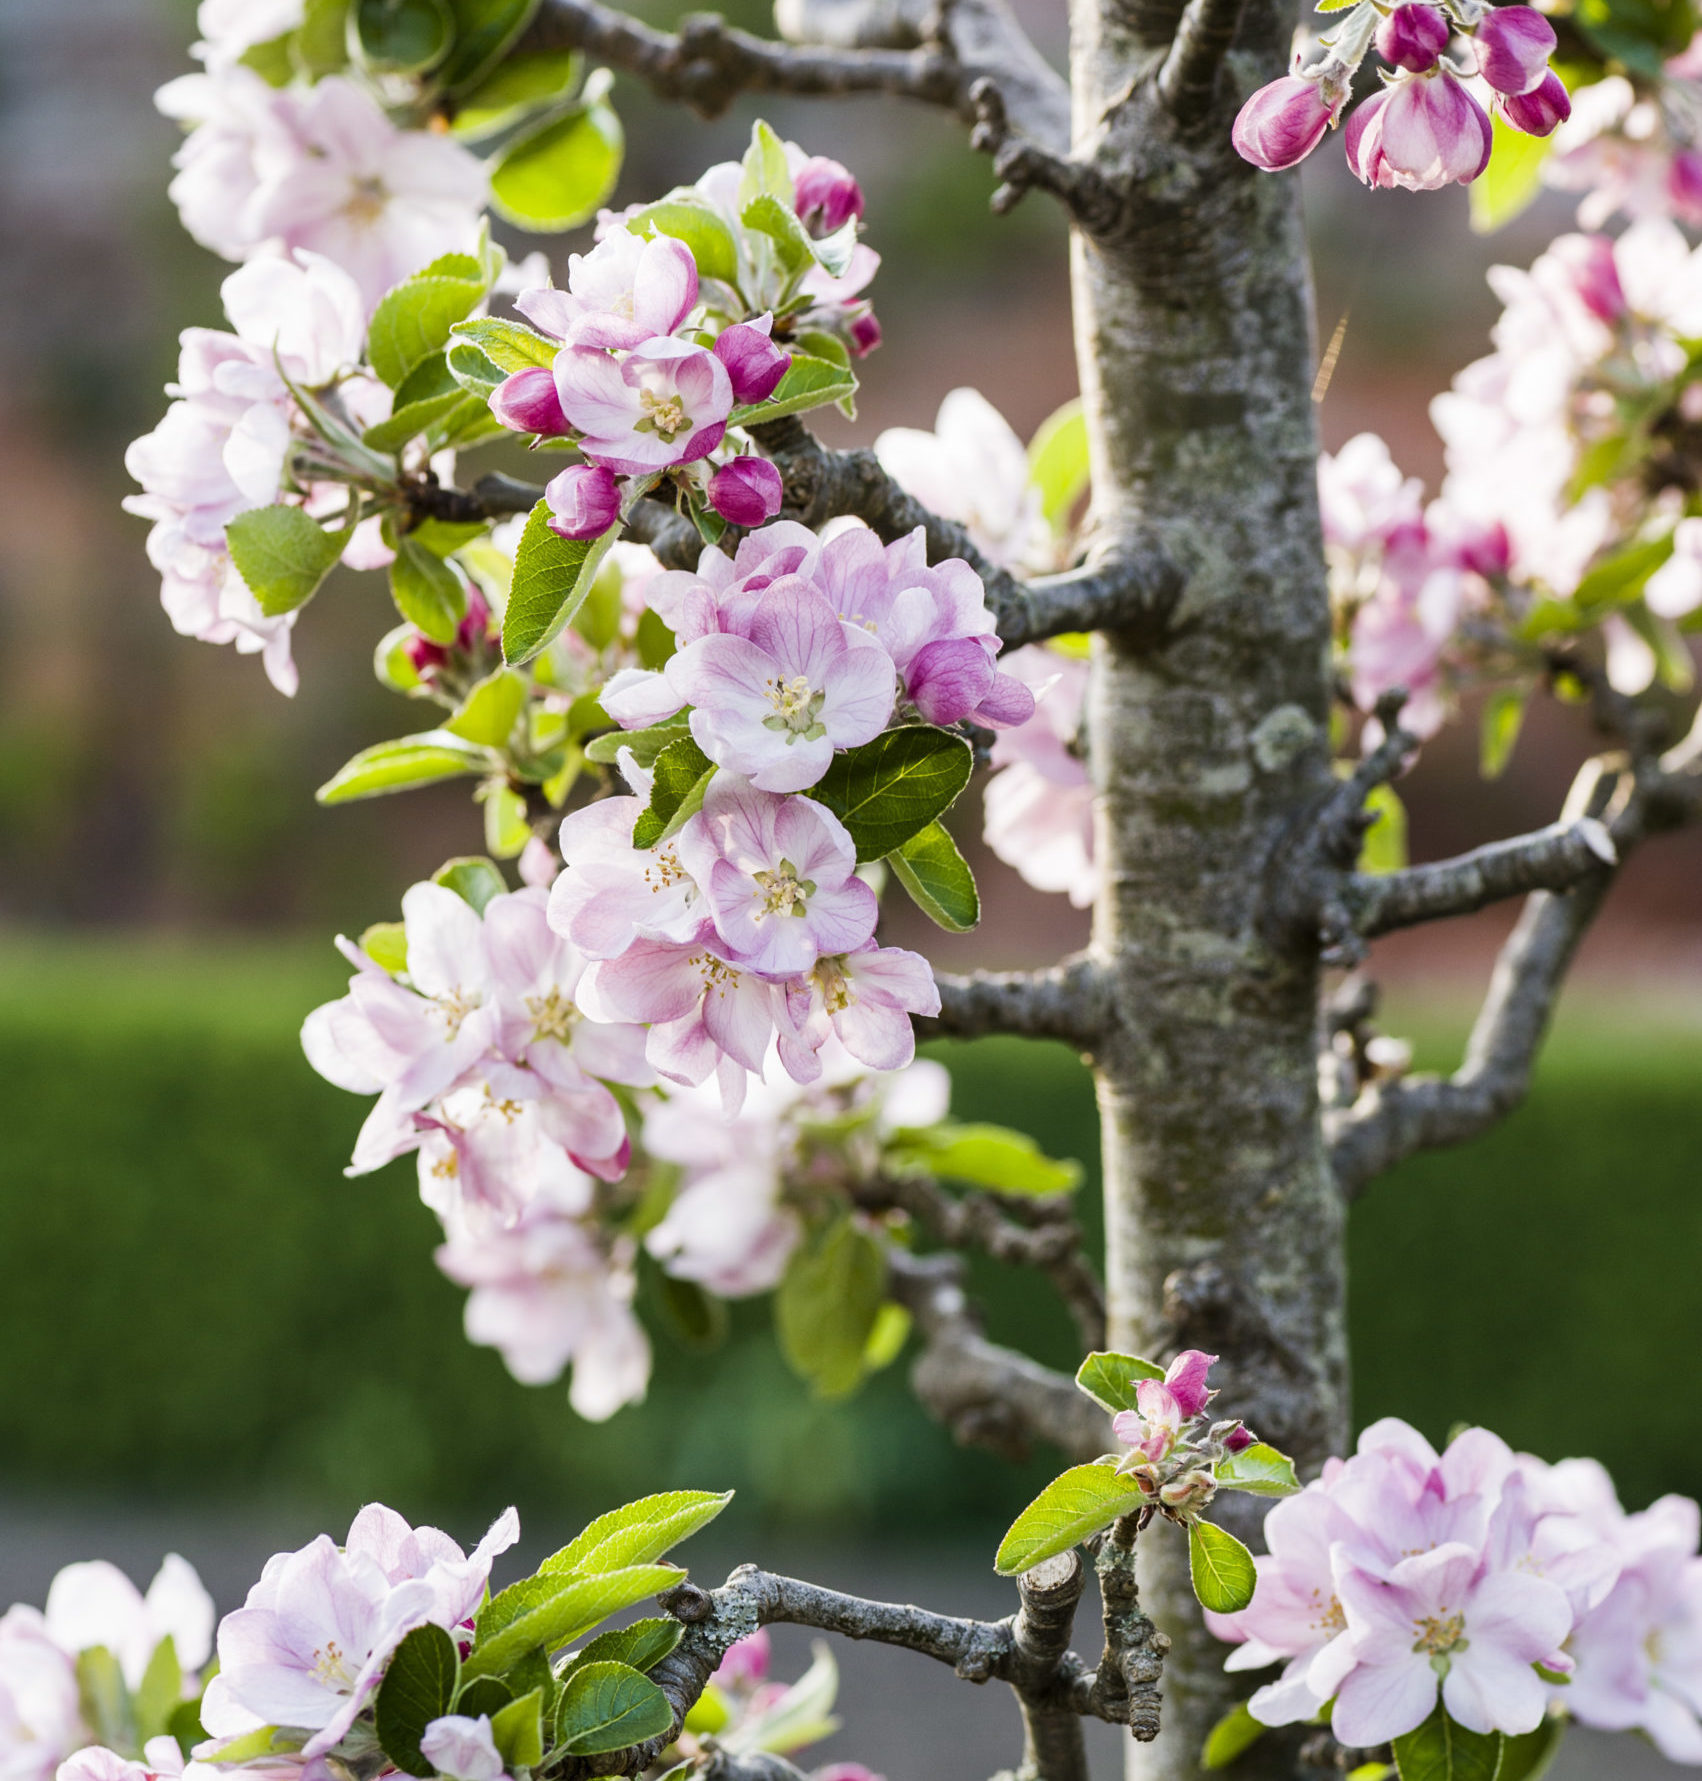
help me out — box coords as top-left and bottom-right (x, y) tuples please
(456, 588), (492, 652)
(1669, 149), (1702, 225)
(1223, 1422), (1255, 1454)
(1160, 1469), (1217, 1511)
(1499, 67), (1571, 135)
(1166, 1349), (1219, 1418)
(490, 366), (570, 436)
(404, 635), (450, 678)
(712, 318), (791, 406)
(1232, 74), (1342, 172)
(1377, 4), (1450, 71)
(708, 456), (785, 528)
(792, 155), (865, 235)
(1474, 5), (1557, 95)
(1346, 72), (1492, 189)
(544, 464), (622, 540)
(849, 310), (883, 357)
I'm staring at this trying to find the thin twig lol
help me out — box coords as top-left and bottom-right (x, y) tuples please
(926, 954), (1115, 1048)
(967, 78), (1122, 230)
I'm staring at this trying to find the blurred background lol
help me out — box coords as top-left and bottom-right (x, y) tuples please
(0, 0), (1697, 1774)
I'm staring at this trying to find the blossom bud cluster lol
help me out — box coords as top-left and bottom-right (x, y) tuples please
(1209, 1418), (1702, 1760)
(1109, 1349), (1256, 1520)
(1234, 1), (1569, 191)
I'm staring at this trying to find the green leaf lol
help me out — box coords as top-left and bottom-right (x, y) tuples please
(775, 1216), (886, 1400)
(391, 538), (468, 644)
(504, 500), (619, 666)
(453, 1677), (514, 1719)
(450, 47), (582, 138)
(1471, 113), (1555, 234)
(813, 727), (973, 862)
(364, 389), (471, 454)
(136, 1636), (184, 1743)
(897, 1122), (1080, 1195)
(1359, 782), (1407, 875)
(555, 1661), (673, 1755)
(649, 1269), (730, 1352)
(632, 736), (713, 849)
(1028, 397), (1090, 530)
(730, 352), (857, 428)
(636, 607), (676, 669)
(167, 1695), (207, 1757)
(465, 1565), (685, 1680)
(490, 101), (624, 232)
(719, 1640), (838, 1756)
(1574, 533), (1676, 609)
(490, 1687), (545, 1769)
(226, 506), (347, 616)
(368, 254), (489, 389)
(449, 316), (560, 374)
(1203, 1701), (1268, 1770)
(360, 921), (409, 974)
(433, 855), (508, 913)
(1074, 1350), (1166, 1413)
(317, 731), (492, 803)
(1188, 1519), (1258, 1614)
(1498, 1718), (1565, 1781)
(627, 201), (741, 286)
(439, 0), (539, 90)
(562, 1618), (684, 1679)
(1626, 600), (1697, 691)
(583, 719), (689, 767)
(482, 783), (532, 858)
(447, 669), (527, 746)
(295, 0), (352, 75)
(994, 1464), (1148, 1576)
(353, 0), (452, 70)
(446, 339), (508, 398)
(738, 119), (794, 207)
(1479, 687), (1527, 779)
(888, 820), (979, 932)
(77, 1648), (136, 1755)
(1215, 1442), (1302, 1497)
(375, 1623), (459, 1778)
(543, 1490), (734, 1577)
(742, 194), (815, 283)
(1391, 1707), (1504, 1781)
(240, 33), (297, 83)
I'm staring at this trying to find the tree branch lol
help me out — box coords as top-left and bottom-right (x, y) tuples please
(924, 954), (1114, 1047)
(967, 78), (1122, 231)
(1006, 1552), (1092, 1781)
(1155, 0), (1251, 124)
(886, 1250), (1109, 1461)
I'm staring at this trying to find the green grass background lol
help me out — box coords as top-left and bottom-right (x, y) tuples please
(0, 934), (1695, 1544)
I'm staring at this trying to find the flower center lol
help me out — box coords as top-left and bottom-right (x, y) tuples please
(752, 859), (816, 920)
(1310, 1592), (1346, 1637)
(762, 674), (828, 739)
(636, 387), (690, 441)
(344, 174), (390, 224)
(312, 1639), (356, 1689)
(691, 952), (742, 996)
(812, 956), (852, 1013)
(526, 987), (578, 1043)
(1411, 1611), (1467, 1658)
(435, 988), (481, 1037)
(643, 845), (689, 893)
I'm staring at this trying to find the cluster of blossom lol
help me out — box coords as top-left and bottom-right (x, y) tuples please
(1234, 1), (1569, 189)
(872, 391), (1099, 908)
(489, 135), (879, 541)
(124, 251), (394, 694)
(1106, 1349), (1256, 1519)
(0, 1554), (214, 1781)
(1208, 1418), (1702, 1760)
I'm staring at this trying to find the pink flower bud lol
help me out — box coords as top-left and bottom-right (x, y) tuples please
(714, 1629), (771, 1687)
(1345, 71), (1492, 190)
(1165, 1349), (1219, 1417)
(544, 464), (622, 540)
(456, 588), (493, 651)
(405, 635), (450, 677)
(708, 456), (785, 527)
(1223, 1422), (1255, 1454)
(1234, 74), (1342, 171)
(490, 366), (570, 436)
(1377, 4), (1450, 71)
(712, 318), (791, 405)
(1670, 149), (1702, 225)
(849, 309), (883, 357)
(792, 155), (865, 235)
(1499, 66), (1570, 134)
(1474, 5), (1556, 95)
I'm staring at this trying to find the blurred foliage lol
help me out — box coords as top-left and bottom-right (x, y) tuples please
(0, 937), (1695, 1541)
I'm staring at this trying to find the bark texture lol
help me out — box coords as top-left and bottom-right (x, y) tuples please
(1065, 0), (1348, 1771)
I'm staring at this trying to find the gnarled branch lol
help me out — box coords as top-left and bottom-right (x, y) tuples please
(967, 78), (1122, 231)
(926, 954), (1114, 1048)
(1156, 0), (1251, 123)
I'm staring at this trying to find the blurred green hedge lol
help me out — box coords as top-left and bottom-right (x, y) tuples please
(0, 935), (1696, 1542)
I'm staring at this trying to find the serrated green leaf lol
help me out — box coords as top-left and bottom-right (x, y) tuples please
(995, 1465), (1148, 1575)
(466, 1565), (684, 1680)
(317, 731), (493, 803)
(888, 819), (979, 932)
(353, 0), (452, 71)
(368, 255), (489, 389)
(729, 352), (857, 428)
(1203, 1701), (1268, 1769)
(562, 1619), (684, 1681)
(1028, 397), (1090, 530)
(1188, 1519), (1258, 1614)
(491, 101), (623, 232)
(447, 669), (527, 746)
(738, 119), (793, 207)
(1391, 1707), (1504, 1781)
(627, 201), (740, 286)
(632, 736), (713, 848)
(544, 1490), (734, 1578)
(453, 1677), (513, 1719)
(1471, 113), (1555, 234)
(450, 316), (560, 374)
(582, 719), (689, 766)
(1074, 1351), (1166, 1412)
(226, 506), (347, 616)
(1359, 782), (1407, 875)
(136, 1636), (183, 1744)
(813, 727), (974, 862)
(1497, 1718), (1564, 1781)
(503, 500), (620, 665)
(450, 46), (583, 138)
(1480, 687), (1527, 779)
(555, 1661), (673, 1755)
(1215, 1442), (1301, 1497)
(775, 1217), (885, 1400)
(446, 339), (508, 399)
(490, 1686), (545, 1769)
(376, 1623), (458, 1778)
(365, 389), (470, 454)
(391, 539), (467, 644)
(439, 0), (539, 90)
(897, 1122), (1080, 1195)
(433, 854), (508, 913)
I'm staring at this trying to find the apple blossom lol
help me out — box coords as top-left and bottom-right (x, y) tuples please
(1647, 517), (1702, 619)
(708, 457), (785, 528)
(1501, 71), (1571, 137)
(55, 1743), (186, 1781)
(419, 1718), (505, 1781)
(517, 233), (697, 352)
(550, 796), (715, 958)
(1232, 76), (1343, 173)
(554, 339), (733, 476)
(0, 1610), (85, 1781)
(490, 368), (569, 437)
(713, 319), (792, 407)
(1377, 4), (1450, 72)
(791, 156), (864, 235)
(1474, 6), (1558, 97)
(545, 464), (623, 541)
(44, 1556), (213, 1689)
(1346, 71), (1493, 191)
(776, 944), (940, 1076)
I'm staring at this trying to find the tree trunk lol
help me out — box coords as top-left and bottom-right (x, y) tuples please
(1067, 0), (1349, 1773)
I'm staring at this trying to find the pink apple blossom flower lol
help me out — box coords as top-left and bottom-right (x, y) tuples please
(44, 1556), (213, 1689)
(518, 233), (697, 352)
(56, 1742), (185, 1781)
(419, 1717), (506, 1781)
(1378, 4), (1450, 71)
(554, 338), (732, 475)
(1474, 6), (1557, 96)
(1232, 76), (1343, 172)
(776, 944), (940, 1077)
(549, 796), (714, 958)
(1501, 70), (1571, 137)
(1345, 71), (1493, 190)
(545, 464), (622, 541)
(1113, 1380), (1186, 1465)
(490, 367), (570, 437)
(195, 0), (306, 64)
(665, 580), (895, 793)
(709, 457), (785, 528)
(0, 1609), (85, 1781)
(791, 157), (864, 235)
(713, 318), (792, 406)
